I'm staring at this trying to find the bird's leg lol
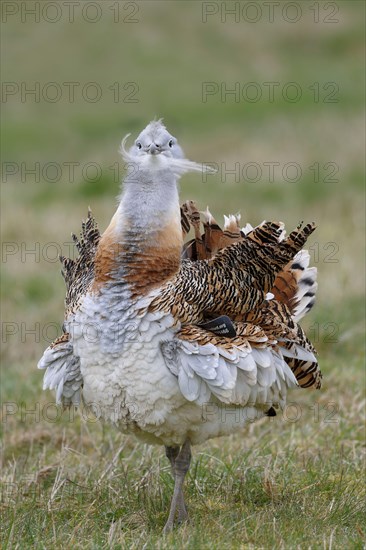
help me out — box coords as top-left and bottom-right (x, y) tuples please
(165, 445), (180, 474)
(165, 445), (189, 525)
(163, 440), (191, 533)
(165, 445), (187, 521)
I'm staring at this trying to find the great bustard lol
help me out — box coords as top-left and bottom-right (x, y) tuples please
(39, 120), (321, 532)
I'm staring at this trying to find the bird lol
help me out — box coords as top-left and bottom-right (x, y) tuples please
(38, 119), (321, 532)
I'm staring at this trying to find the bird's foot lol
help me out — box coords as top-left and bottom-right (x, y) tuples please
(162, 510), (189, 534)
(162, 519), (174, 535)
(177, 508), (189, 525)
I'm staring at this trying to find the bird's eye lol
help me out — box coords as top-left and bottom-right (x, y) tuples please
(169, 139), (173, 147)
(136, 142), (142, 149)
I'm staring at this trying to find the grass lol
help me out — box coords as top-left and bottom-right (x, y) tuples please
(1, 1), (365, 548)
(1, 361), (365, 548)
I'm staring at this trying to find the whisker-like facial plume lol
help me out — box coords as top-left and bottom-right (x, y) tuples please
(119, 122), (217, 177)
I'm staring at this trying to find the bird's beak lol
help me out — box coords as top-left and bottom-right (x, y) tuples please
(148, 143), (161, 155)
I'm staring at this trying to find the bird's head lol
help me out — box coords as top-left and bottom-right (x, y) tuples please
(130, 119), (184, 159)
(119, 119), (216, 178)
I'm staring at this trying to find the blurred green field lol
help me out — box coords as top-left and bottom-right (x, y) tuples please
(1, 1), (365, 548)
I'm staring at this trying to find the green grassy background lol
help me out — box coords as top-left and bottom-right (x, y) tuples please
(1, 1), (365, 547)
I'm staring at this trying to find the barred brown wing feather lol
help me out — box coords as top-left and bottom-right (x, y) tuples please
(163, 202), (321, 390)
(180, 202), (318, 319)
(152, 218), (316, 323)
(39, 210), (100, 407)
(60, 209), (101, 316)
